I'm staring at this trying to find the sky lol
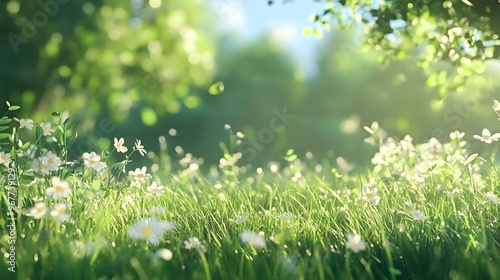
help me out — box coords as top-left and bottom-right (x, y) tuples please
(208, 0), (327, 75)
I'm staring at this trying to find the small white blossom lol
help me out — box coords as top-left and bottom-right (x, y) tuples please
(473, 129), (500, 144)
(410, 210), (428, 221)
(40, 122), (56, 136)
(82, 152), (105, 171)
(46, 177), (71, 200)
(485, 192), (499, 204)
(153, 248), (173, 262)
(14, 118), (34, 130)
(129, 166), (152, 185)
(114, 137), (128, 153)
(362, 185), (381, 205)
(345, 233), (366, 253)
(184, 237), (202, 250)
(147, 182), (165, 196)
(240, 230), (266, 249)
(135, 139), (147, 156)
(128, 217), (174, 245)
(0, 152), (11, 164)
(41, 151), (61, 171)
(50, 203), (70, 222)
(28, 202), (47, 219)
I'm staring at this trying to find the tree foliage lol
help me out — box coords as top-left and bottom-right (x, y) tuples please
(1, 0), (215, 125)
(283, 0), (500, 97)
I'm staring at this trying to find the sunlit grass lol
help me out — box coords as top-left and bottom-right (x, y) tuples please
(0, 104), (499, 280)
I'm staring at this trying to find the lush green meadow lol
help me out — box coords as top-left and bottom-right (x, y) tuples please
(1, 104), (499, 280)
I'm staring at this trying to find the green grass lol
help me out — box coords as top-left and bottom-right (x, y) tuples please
(0, 106), (499, 280)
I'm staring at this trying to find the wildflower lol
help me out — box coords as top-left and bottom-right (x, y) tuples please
(492, 99), (500, 112)
(362, 185), (381, 205)
(345, 233), (366, 253)
(449, 131), (465, 140)
(129, 166), (152, 184)
(449, 188), (462, 197)
(27, 202), (46, 219)
(61, 111), (70, 124)
(224, 124), (231, 131)
(153, 248), (173, 262)
(39, 162), (49, 175)
(46, 177), (71, 200)
(40, 122), (56, 136)
(240, 230), (266, 249)
(147, 182), (165, 196)
(128, 217), (174, 245)
(14, 118), (34, 130)
(150, 206), (165, 215)
(41, 151), (61, 171)
(410, 210), (428, 221)
(233, 215), (248, 224)
(50, 203), (70, 222)
(135, 139), (147, 156)
(114, 137), (128, 153)
(485, 192), (499, 204)
(0, 151), (11, 164)
(473, 129), (500, 144)
(82, 152), (105, 171)
(184, 237), (202, 250)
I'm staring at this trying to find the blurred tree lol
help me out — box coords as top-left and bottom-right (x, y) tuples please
(1, 0), (215, 127)
(279, 0), (500, 97)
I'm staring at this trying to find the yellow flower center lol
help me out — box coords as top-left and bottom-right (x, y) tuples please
(55, 185), (64, 193)
(48, 158), (54, 165)
(366, 193), (374, 199)
(141, 225), (153, 238)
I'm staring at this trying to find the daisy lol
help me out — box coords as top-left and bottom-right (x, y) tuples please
(27, 202), (46, 219)
(129, 166), (152, 185)
(345, 233), (366, 253)
(114, 137), (128, 153)
(150, 206), (165, 215)
(46, 177), (71, 200)
(0, 151), (11, 164)
(184, 237), (202, 250)
(135, 139), (147, 156)
(82, 152), (105, 171)
(410, 210), (428, 221)
(128, 217), (174, 245)
(50, 203), (70, 222)
(362, 185), (381, 205)
(473, 128), (500, 144)
(40, 122), (56, 136)
(41, 151), (61, 171)
(147, 182), (165, 196)
(240, 230), (266, 249)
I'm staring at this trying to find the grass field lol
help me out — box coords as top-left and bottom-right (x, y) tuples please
(1, 104), (499, 279)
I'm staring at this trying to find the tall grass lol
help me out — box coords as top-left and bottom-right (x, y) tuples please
(0, 103), (499, 280)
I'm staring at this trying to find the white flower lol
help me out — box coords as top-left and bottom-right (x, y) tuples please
(61, 111), (70, 124)
(0, 152), (11, 164)
(39, 162), (49, 175)
(345, 233), (366, 253)
(473, 129), (500, 144)
(41, 151), (61, 171)
(362, 185), (381, 205)
(410, 210), (428, 221)
(40, 122), (56, 136)
(50, 203), (70, 222)
(485, 192), (499, 204)
(135, 139), (147, 156)
(46, 177), (71, 200)
(114, 137), (128, 153)
(153, 248), (173, 262)
(147, 182), (165, 196)
(128, 217), (174, 245)
(150, 206), (165, 215)
(240, 230), (266, 248)
(449, 188), (462, 197)
(28, 202), (46, 219)
(129, 166), (152, 185)
(184, 237), (202, 250)
(233, 215), (248, 224)
(82, 152), (105, 171)
(14, 118), (34, 130)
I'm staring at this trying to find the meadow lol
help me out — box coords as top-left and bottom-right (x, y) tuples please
(1, 102), (499, 280)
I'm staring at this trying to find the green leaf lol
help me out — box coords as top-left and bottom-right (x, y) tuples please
(0, 118), (12, 125)
(0, 133), (10, 139)
(6, 101), (11, 107)
(0, 126), (9, 132)
(91, 180), (101, 190)
(22, 141), (31, 149)
(286, 149), (295, 156)
(8, 106), (20, 111)
(208, 81), (224, 95)
(51, 112), (61, 117)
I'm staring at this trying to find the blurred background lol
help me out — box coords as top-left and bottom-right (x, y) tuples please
(1, 0), (500, 169)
